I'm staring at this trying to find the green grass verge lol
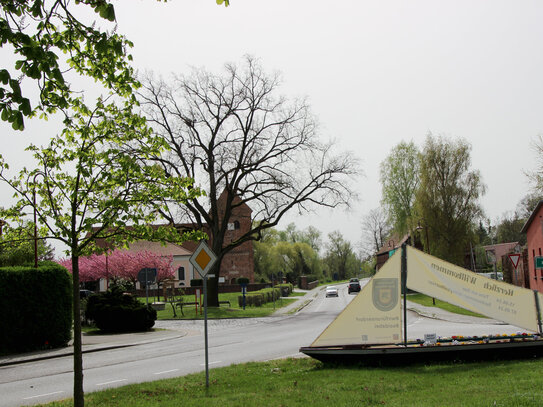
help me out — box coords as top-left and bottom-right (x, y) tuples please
(144, 292), (298, 320)
(37, 357), (543, 406)
(408, 293), (486, 318)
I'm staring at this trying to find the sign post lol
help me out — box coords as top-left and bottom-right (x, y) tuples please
(509, 253), (521, 269)
(137, 268), (157, 306)
(189, 241), (217, 388)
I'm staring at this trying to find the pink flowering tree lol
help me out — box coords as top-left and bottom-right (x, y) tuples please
(58, 250), (176, 297)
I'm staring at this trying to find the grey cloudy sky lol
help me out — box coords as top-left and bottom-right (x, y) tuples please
(3, 0), (543, 250)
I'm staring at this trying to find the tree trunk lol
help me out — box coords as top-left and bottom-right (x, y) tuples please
(72, 253), (85, 407)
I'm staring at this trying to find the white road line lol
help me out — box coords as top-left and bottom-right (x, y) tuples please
(23, 391), (64, 400)
(96, 379), (127, 386)
(200, 361), (222, 366)
(153, 369), (179, 375)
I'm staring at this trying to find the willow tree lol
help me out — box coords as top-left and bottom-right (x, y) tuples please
(414, 134), (485, 265)
(138, 56), (359, 306)
(0, 96), (202, 407)
(379, 141), (420, 237)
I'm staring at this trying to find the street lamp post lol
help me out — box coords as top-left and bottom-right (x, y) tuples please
(31, 172), (46, 268)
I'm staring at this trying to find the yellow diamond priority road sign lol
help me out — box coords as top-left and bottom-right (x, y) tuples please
(190, 241), (217, 278)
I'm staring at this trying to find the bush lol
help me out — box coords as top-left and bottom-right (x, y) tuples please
(86, 287), (156, 332)
(237, 287), (281, 307)
(237, 277), (250, 285)
(0, 263), (72, 353)
(277, 283), (293, 296)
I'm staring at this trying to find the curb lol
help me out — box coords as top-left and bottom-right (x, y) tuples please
(0, 331), (186, 367)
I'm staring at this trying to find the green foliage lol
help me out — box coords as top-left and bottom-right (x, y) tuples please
(0, 96), (204, 257)
(238, 287), (281, 307)
(323, 231), (360, 280)
(236, 277), (249, 285)
(0, 263), (72, 353)
(85, 286), (156, 332)
(0, 221), (54, 266)
(380, 141), (421, 236)
(414, 134), (485, 265)
(0, 0), (139, 130)
(494, 212), (525, 245)
(253, 225), (323, 283)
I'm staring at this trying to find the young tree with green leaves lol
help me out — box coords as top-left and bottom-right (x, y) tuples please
(414, 134), (485, 265)
(0, 0), (228, 130)
(0, 96), (202, 407)
(380, 141), (420, 236)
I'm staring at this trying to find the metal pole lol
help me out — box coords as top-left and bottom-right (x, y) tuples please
(534, 290), (543, 335)
(401, 244), (407, 347)
(145, 269), (149, 306)
(33, 187), (38, 268)
(204, 275), (209, 388)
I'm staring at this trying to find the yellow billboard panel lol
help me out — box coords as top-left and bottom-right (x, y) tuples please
(311, 251), (402, 347)
(406, 246), (539, 332)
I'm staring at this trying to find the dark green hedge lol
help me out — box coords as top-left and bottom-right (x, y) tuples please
(0, 263), (72, 353)
(86, 287), (156, 332)
(238, 287), (282, 307)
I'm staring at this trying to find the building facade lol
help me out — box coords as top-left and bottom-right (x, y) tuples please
(521, 200), (543, 292)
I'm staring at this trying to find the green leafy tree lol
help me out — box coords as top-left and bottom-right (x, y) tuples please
(0, 0), (228, 130)
(139, 56), (358, 305)
(380, 141), (420, 236)
(414, 134), (485, 265)
(0, 221), (53, 266)
(324, 231), (359, 280)
(495, 212), (526, 245)
(0, 96), (202, 407)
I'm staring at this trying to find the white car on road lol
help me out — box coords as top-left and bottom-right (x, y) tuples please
(325, 285), (339, 298)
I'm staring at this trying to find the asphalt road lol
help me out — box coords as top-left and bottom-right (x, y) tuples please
(0, 281), (529, 406)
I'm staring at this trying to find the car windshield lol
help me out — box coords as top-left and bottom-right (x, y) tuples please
(327, 286), (337, 290)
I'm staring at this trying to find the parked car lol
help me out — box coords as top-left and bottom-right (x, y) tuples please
(325, 285), (339, 298)
(348, 279), (361, 294)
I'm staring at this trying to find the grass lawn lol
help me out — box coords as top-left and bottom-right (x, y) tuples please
(37, 357), (543, 406)
(408, 293), (486, 318)
(142, 291), (299, 320)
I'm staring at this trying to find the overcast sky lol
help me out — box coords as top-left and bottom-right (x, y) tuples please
(3, 0), (543, 252)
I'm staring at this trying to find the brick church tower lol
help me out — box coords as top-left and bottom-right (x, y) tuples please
(215, 190), (255, 284)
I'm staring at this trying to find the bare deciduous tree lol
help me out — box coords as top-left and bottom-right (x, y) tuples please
(361, 207), (392, 257)
(138, 56), (359, 305)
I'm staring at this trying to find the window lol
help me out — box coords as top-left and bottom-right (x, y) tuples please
(178, 266), (185, 281)
(234, 220), (240, 230)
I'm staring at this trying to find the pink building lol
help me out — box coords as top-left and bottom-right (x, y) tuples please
(520, 200), (543, 292)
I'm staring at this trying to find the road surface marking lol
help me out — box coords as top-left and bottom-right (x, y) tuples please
(200, 361), (222, 366)
(96, 379), (127, 386)
(23, 391), (64, 400)
(153, 369), (179, 375)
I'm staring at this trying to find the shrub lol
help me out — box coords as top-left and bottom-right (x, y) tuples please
(0, 263), (72, 353)
(237, 287), (281, 307)
(277, 283), (293, 296)
(85, 287), (156, 332)
(237, 277), (250, 285)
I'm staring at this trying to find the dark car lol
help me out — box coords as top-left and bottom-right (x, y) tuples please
(348, 278), (361, 294)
